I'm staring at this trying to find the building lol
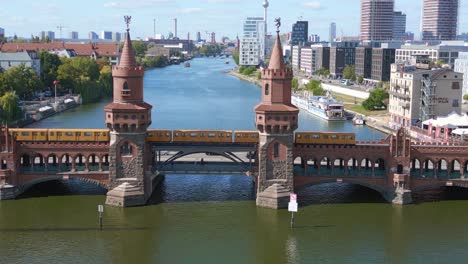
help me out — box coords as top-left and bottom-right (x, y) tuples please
(101, 31), (113, 40)
(112, 32), (122, 42)
(0, 51), (41, 75)
(313, 46), (330, 71)
(355, 47), (373, 79)
(405, 32), (415, 41)
(196, 32), (201, 42)
(145, 46), (171, 58)
(393, 11), (406, 41)
(330, 47), (355, 77)
(69, 31), (79, 40)
(389, 61), (463, 128)
(299, 47), (316, 76)
(395, 43), (468, 66)
(0, 27), (5, 39)
(0, 42), (120, 65)
(329, 22), (336, 42)
(371, 48), (395, 81)
(292, 45), (301, 71)
(211, 32), (216, 44)
(454, 52), (468, 96)
(291, 21), (308, 45)
(360, 0), (394, 42)
(40, 31), (55, 41)
(240, 17), (265, 66)
(422, 0), (459, 41)
(88, 31), (99, 40)
(309, 34), (320, 43)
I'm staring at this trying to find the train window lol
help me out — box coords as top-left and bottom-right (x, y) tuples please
(253, 134), (258, 138)
(313, 134), (320, 139)
(165, 132), (170, 137)
(66, 132), (73, 136)
(331, 135), (338, 139)
(190, 133), (197, 137)
(175, 133), (179, 136)
(236, 134), (241, 137)
(227, 133), (231, 137)
(208, 133), (215, 137)
(305, 135), (310, 139)
(50, 132), (55, 136)
(148, 133), (153, 137)
(21, 132), (29, 136)
(85, 132), (92, 136)
(40, 132), (45, 136)
(201, 133), (204, 137)
(244, 134), (248, 138)
(350, 136), (354, 140)
(182, 133), (186, 137)
(77, 132), (81, 136)
(57, 132), (62, 136)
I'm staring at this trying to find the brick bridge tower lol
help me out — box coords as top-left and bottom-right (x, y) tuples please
(104, 17), (153, 207)
(254, 22), (299, 209)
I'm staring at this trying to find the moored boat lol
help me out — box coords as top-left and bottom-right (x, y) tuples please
(292, 94), (346, 121)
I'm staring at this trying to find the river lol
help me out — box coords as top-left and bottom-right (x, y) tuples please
(2, 58), (468, 263)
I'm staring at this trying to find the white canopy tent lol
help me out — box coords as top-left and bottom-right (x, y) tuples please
(423, 112), (468, 129)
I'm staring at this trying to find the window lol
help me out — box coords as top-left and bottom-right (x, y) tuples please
(121, 142), (133, 156)
(452, 82), (460, 90)
(265, 84), (269, 95)
(122, 82), (130, 96)
(85, 132), (92, 136)
(274, 143), (279, 158)
(453, 99), (459, 107)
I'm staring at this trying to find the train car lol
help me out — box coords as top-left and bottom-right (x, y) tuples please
(9, 129), (48, 141)
(172, 130), (232, 143)
(295, 132), (355, 145)
(234, 130), (259, 144)
(48, 129), (109, 142)
(147, 130), (172, 142)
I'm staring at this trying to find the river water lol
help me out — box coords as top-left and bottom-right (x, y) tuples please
(2, 58), (468, 263)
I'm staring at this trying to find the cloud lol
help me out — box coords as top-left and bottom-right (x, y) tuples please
(205, 0), (241, 3)
(303, 1), (322, 9)
(104, 0), (170, 9)
(180, 7), (203, 14)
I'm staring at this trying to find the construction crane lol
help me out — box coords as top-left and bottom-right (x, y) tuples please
(57, 25), (66, 39)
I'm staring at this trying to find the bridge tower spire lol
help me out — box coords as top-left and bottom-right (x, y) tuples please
(104, 16), (153, 207)
(254, 19), (299, 209)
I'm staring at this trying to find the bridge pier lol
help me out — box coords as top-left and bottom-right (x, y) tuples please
(0, 185), (18, 200)
(385, 173), (413, 205)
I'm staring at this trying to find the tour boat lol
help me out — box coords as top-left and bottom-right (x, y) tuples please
(353, 116), (366, 125)
(292, 94), (346, 121)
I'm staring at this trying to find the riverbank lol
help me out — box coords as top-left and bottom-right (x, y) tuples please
(229, 69), (261, 87)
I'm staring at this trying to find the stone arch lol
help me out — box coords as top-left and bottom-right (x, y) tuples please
(451, 160), (462, 179)
(437, 159), (449, 179)
(464, 160), (468, 178)
(346, 158), (359, 177)
(307, 157), (319, 175)
(422, 159), (435, 178)
(60, 154), (73, 172)
(32, 153), (45, 171)
(74, 154), (86, 171)
(119, 140), (136, 157)
(295, 179), (387, 200)
(88, 154), (100, 171)
(360, 158), (373, 177)
(17, 176), (108, 198)
(333, 157), (347, 176)
(101, 154), (110, 171)
(293, 156), (306, 175)
(411, 158), (422, 177)
(46, 154), (59, 172)
(318, 157), (332, 175)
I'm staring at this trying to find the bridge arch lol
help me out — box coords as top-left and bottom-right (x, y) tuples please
(60, 154), (73, 171)
(74, 154), (86, 171)
(295, 179), (388, 200)
(158, 150), (248, 169)
(422, 159), (435, 178)
(437, 159), (449, 179)
(88, 154), (100, 171)
(411, 158), (422, 177)
(17, 176), (108, 198)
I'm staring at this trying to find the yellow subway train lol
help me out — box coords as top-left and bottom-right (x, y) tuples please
(8, 128), (356, 145)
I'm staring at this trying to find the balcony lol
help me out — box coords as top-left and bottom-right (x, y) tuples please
(389, 90), (410, 100)
(398, 102), (410, 109)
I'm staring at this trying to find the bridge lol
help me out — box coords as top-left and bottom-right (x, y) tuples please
(1, 21), (467, 209)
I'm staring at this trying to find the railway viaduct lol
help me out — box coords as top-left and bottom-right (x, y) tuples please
(0, 21), (467, 209)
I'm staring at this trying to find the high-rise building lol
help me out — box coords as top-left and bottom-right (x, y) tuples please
(88, 31), (99, 40)
(393, 11), (406, 40)
(69, 31), (79, 40)
(101, 31), (113, 40)
(40, 31), (55, 41)
(329, 22), (336, 42)
(196, 32), (201, 42)
(355, 47), (373, 79)
(240, 17), (266, 66)
(371, 48), (395, 81)
(330, 47), (356, 77)
(360, 0), (394, 42)
(454, 52), (468, 96)
(422, 0), (459, 41)
(112, 32), (122, 42)
(211, 32), (216, 44)
(309, 34), (320, 43)
(291, 21), (308, 45)
(0, 27), (5, 39)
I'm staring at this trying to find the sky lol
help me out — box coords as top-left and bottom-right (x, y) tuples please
(1, 0), (467, 40)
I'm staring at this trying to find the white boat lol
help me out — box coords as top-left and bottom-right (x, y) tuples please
(353, 116), (365, 125)
(292, 94), (346, 121)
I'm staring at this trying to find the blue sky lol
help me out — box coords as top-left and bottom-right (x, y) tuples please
(1, 0), (467, 40)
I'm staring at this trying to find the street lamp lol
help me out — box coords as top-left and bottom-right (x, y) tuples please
(53, 80), (59, 104)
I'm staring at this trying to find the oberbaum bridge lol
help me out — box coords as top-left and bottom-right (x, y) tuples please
(0, 18), (467, 209)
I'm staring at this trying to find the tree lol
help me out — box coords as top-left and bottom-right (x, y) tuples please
(343, 65), (356, 81)
(306, 80), (325, 96)
(232, 50), (240, 65)
(316, 68), (330, 78)
(291, 78), (299, 91)
(362, 88), (389, 110)
(241, 66), (257, 76)
(132, 41), (147, 58)
(57, 57), (101, 101)
(357, 75), (364, 84)
(39, 51), (62, 88)
(464, 94), (468, 101)
(0, 91), (23, 124)
(0, 64), (43, 98)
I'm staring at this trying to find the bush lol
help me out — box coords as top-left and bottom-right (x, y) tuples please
(362, 88), (389, 110)
(464, 94), (468, 101)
